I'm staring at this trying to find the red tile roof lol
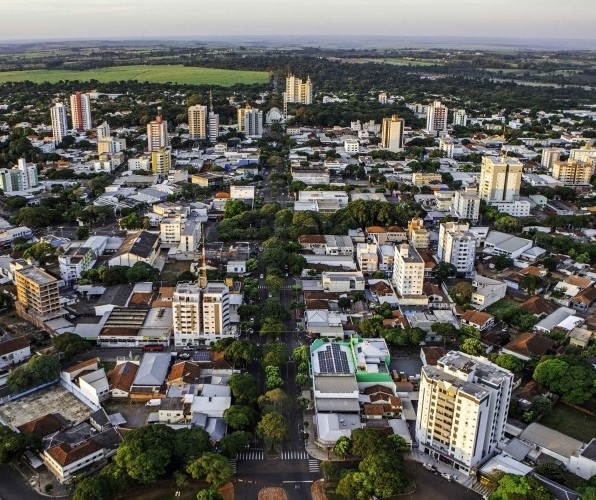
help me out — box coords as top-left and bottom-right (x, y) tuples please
(46, 440), (101, 466)
(503, 332), (554, 358)
(17, 413), (67, 438)
(0, 336), (29, 356)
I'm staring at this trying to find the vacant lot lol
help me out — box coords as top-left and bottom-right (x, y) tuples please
(540, 404), (596, 443)
(0, 384), (92, 428)
(0, 65), (269, 86)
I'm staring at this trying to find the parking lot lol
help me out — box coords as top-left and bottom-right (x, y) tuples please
(0, 384), (92, 428)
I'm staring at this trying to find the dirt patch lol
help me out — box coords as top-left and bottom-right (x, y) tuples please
(311, 480), (327, 500)
(258, 487), (287, 500)
(219, 482), (234, 500)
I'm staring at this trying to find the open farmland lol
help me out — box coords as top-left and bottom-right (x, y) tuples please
(0, 64), (269, 86)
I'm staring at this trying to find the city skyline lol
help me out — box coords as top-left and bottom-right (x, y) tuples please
(1, 0), (595, 42)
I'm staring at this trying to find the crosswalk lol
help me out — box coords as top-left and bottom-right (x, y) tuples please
(308, 460), (320, 473)
(237, 451), (264, 460)
(280, 451), (310, 460)
(463, 476), (492, 498)
(229, 458), (237, 473)
(258, 285), (295, 290)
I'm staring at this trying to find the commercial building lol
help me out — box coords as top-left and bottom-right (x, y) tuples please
(412, 172), (442, 187)
(392, 244), (425, 297)
(551, 160), (593, 186)
(147, 114), (168, 151)
(416, 351), (514, 474)
(188, 105), (208, 140)
(69, 92), (92, 131)
(452, 189), (480, 222)
(151, 147), (172, 176)
(381, 115), (404, 152)
(0, 159), (39, 193)
(438, 222), (476, 275)
(14, 263), (62, 320)
(426, 100), (448, 133)
(50, 103), (68, 145)
(479, 156), (523, 203)
(108, 231), (160, 268)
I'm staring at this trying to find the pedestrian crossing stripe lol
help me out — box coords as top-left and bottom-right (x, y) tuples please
(280, 451), (310, 460)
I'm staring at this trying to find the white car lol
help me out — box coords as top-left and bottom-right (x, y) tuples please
(422, 463), (437, 472)
(441, 472), (455, 482)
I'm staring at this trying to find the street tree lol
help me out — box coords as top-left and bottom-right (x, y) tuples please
(173, 428), (211, 467)
(223, 405), (258, 431)
(260, 318), (284, 339)
(489, 473), (552, 500)
(258, 388), (290, 413)
(262, 344), (286, 369)
(256, 412), (288, 447)
(218, 431), (252, 458)
(197, 490), (223, 500)
(224, 199), (250, 219)
(52, 333), (89, 357)
(186, 452), (233, 488)
(460, 338), (484, 356)
(333, 436), (352, 459)
(23, 241), (53, 265)
(533, 356), (596, 405)
(495, 354), (524, 373)
(228, 373), (259, 405)
(450, 282), (475, 304)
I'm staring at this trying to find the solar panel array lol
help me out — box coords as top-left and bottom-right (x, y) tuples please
(317, 343), (351, 374)
(192, 350), (212, 362)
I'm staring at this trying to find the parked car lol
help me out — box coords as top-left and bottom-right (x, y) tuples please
(178, 352), (191, 360)
(423, 463), (437, 472)
(441, 472), (455, 482)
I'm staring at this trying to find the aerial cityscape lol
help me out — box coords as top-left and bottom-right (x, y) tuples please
(0, 3), (595, 500)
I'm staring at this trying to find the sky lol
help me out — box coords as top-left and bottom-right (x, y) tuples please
(1, 0), (594, 42)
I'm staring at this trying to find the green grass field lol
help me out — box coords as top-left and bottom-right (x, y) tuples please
(540, 404), (596, 443)
(0, 65), (269, 86)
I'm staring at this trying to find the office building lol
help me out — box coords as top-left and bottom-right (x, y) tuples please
(381, 115), (405, 152)
(479, 156), (523, 203)
(416, 351), (513, 474)
(70, 92), (92, 131)
(392, 244), (425, 297)
(202, 282), (231, 339)
(243, 108), (263, 138)
(172, 282), (202, 347)
(0, 159), (39, 193)
(407, 218), (430, 249)
(426, 100), (448, 133)
(285, 74), (313, 105)
(541, 147), (562, 169)
(147, 114), (168, 152)
(96, 121), (111, 141)
(452, 109), (467, 127)
(14, 264), (62, 319)
(208, 112), (220, 143)
(151, 147), (172, 176)
(438, 222), (476, 275)
(188, 105), (208, 140)
(551, 160), (593, 186)
(50, 103), (68, 145)
(452, 189), (480, 222)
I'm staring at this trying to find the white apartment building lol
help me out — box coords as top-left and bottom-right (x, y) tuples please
(392, 243), (425, 297)
(188, 105), (207, 140)
(147, 115), (168, 151)
(426, 100), (448, 133)
(0, 159), (39, 193)
(50, 103), (68, 145)
(159, 216), (201, 253)
(70, 92), (92, 131)
(202, 282), (231, 340)
(541, 147), (562, 169)
(378, 92), (388, 104)
(243, 108), (263, 138)
(59, 235), (109, 283)
(172, 282), (202, 346)
(96, 121), (111, 141)
(416, 351), (513, 474)
(356, 243), (379, 273)
(128, 157), (151, 171)
(569, 145), (596, 164)
(452, 109), (468, 127)
(438, 222), (476, 275)
(381, 115), (404, 152)
(488, 199), (531, 217)
(208, 112), (220, 143)
(452, 189), (480, 222)
(344, 139), (359, 153)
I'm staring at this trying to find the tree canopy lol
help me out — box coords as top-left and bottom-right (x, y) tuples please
(533, 356), (596, 405)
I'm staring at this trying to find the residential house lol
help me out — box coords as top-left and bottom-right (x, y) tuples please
(107, 362), (139, 398)
(554, 275), (594, 299)
(568, 327), (594, 348)
(461, 310), (495, 332)
(0, 335), (31, 369)
(519, 296), (558, 318)
(534, 307), (583, 334)
(501, 332), (555, 362)
(471, 274), (507, 310)
(570, 287), (596, 312)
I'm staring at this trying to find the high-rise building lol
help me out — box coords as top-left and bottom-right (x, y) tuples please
(392, 243), (425, 297)
(381, 115), (405, 152)
(188, 105), (208, 140)
(285, 74), (313, 105)
(243, 108), (263, 138)
(541, 147), (562, 169)
(426, 100), (448, 133)
(50, 103), (68, 145)
(237, 105), (250, 133)
(551, 160), (593, 186)
(151, 147), (172, 176)
(452, 189), (480, 222)
(147, 114), (168, 152)
(13, 263), (62, 319)
(569, 144), (596, 164)
(96, 121), (111, 141)
(98, 137), (126, 155)
(479, 156), (523, 203)
(452, 109), (468, 127)
(378, 92), (388, 104)
(172, 282), (202, 347)
(202, 282), (231, 338)
(407, 218), (430, 249)
(416, 351), (513, 474)
(208, 112), (219, 143)
(70, 92), (92, 131)
(0, 159), (39, 193)
(438, 222), (476, 275)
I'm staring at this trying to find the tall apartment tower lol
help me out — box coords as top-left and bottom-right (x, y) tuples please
(13, 263), (62, 319)
(0, 158), (39, 193)
(479, 156), (523, 202)
(381, 115), (405, 152)
(407, 218), (430, 249)
(96, 121), (111, 141)
(416, 351), (513, 474)
(551, 160), (593, 186)
(452, 109), (468, 127)
(208, 112), (220, 143)
(50, 103), (68, 145)
(202, 282), (231, 339)
(172, 282), (202, 347)
(147, 113), (168, 152)
(243, 108), (263, 138)
(541, 147), (562, 169)
(69, 92), (92, 131)
(452, 189), (480, 222)
(438, 222), (476, 275)
(426, 100), (448, 133)
(151, 147), (172, 176)
(188, 105), (208, 140)
(392, 243), (425, 297)
(285, 74), (313, 105)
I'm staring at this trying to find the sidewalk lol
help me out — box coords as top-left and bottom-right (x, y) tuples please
(14, 460), (71, 498)
(303, 412), (335, 462)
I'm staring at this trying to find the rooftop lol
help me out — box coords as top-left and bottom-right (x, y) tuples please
(132, 353), (171, 387)
(520, 422), (583, 459)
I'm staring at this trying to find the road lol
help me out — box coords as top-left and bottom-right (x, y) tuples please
(0, 465), (47, 500)
(404, 461), (481, 500)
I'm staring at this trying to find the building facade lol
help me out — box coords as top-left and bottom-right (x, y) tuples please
(14, 264), (62, 319)
(188, 105), (208, 140)
(202, 282), (231, 339)
(151, 147), (172, 176)
(0, 159), (39, 193)
(50, 103), (68, 145)
(69, 92), (92, 131)
(452, 109), (468, 127)
(381, 115), (404, 152)
(452, 189), (480, 222)
(479, 156), (523, 203)
(285, 74), (313, 105)
(172, 282), (202, 346)
(243, 108), (263, 138)
(147, 115), (168, 151)
(438, 222), (477, 275)
(392, 244), (425, 297)
(208, 112), (220, 143)
(551, 160), (593, 186)
(426, 100), (448, 133)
